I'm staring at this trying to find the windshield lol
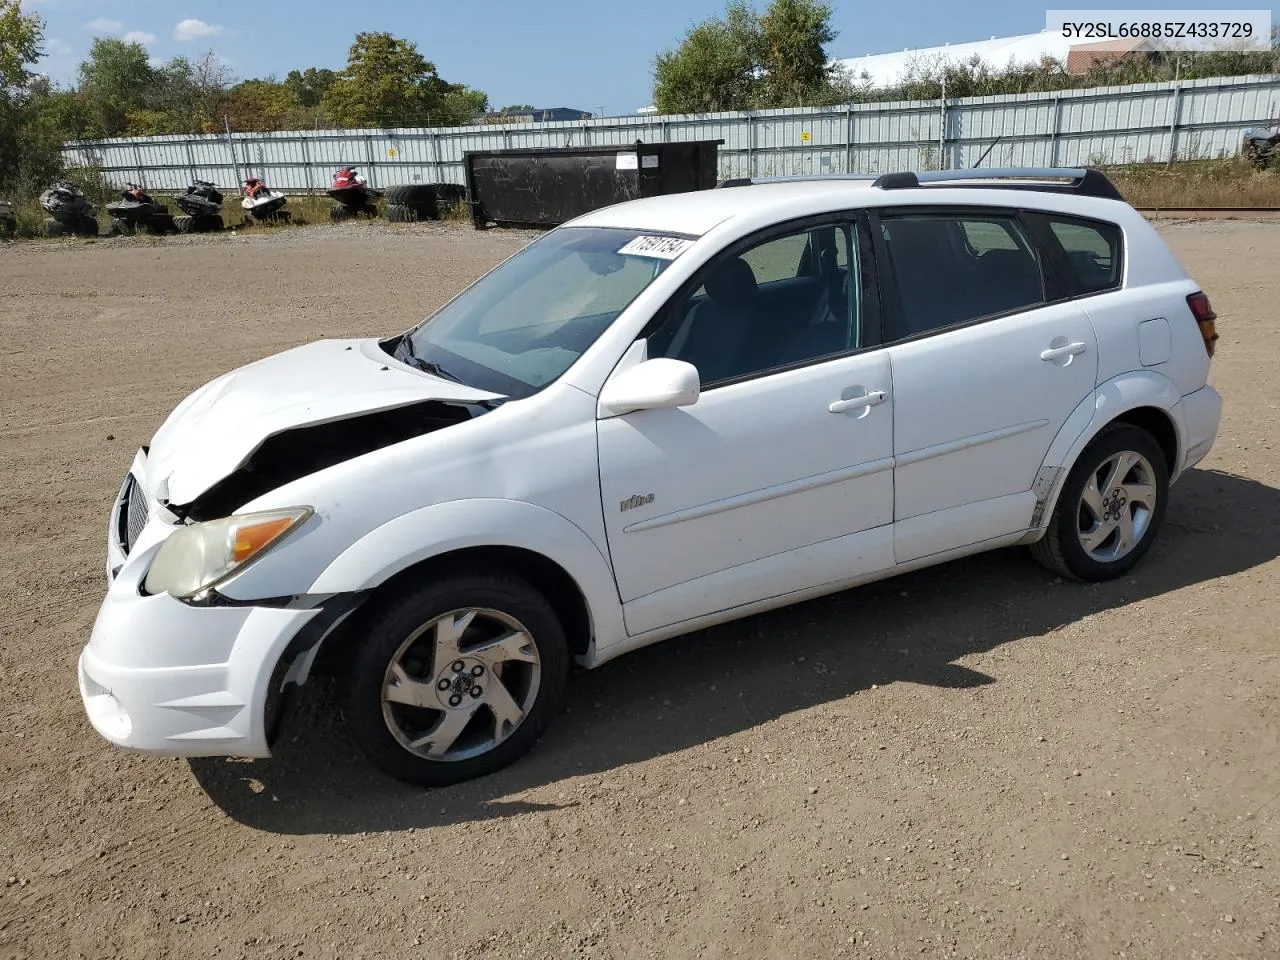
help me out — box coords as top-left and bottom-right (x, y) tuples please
(391, 226), (691, 398)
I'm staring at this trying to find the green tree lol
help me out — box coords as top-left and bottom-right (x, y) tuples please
(78, 37), (155, 137)
(0, 0), (49, 192)
(321, 31), (485, 127)
(225, 78), (303, 131)
(0, 0), (41, 88)
(652, 1), (760, 113)
(438, 84), (488, 124)
(757, 0), (835, 105)
(284, 67), (338, 108)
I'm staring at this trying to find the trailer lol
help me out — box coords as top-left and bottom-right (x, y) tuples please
(463, 139), (724, 230)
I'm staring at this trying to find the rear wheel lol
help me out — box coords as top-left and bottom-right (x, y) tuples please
(194, 214), (223, 232)
(345, 573), (570, 787)
(173, 215), (194, 233)
(330, 203), (355, 221)
(1030, 424), (1169, 581)
(75, 216), (99, 237)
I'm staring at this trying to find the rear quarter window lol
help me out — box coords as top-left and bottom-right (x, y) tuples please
(1045, 216), (1123, 294)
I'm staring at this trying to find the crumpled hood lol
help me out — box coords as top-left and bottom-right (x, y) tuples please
(148, 337), (502, 506)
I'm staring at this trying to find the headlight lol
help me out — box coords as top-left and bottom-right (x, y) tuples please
(143, 507), (313, 599)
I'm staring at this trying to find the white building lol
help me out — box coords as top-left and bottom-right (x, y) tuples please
(636, 29), (1148, 112)
(833, 30), (1074, 88)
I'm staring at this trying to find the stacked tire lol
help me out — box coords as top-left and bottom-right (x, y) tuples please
(383, 184), (459, 223)
(174, 214), (225, 233)
(145, 213), (177, 236)
(44, 215), (98, 238)
(244, 209), (290, 226)
(330, 202), (378, 222)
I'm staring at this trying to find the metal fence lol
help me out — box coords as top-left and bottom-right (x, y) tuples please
(62, 74), (1280, 193)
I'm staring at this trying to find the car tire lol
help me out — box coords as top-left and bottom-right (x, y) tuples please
(195, 214), (223, 232)
(344, 572), (570, 787)
(330, 203), (355, 221)
(173, 215), (194, 233)
(1030, 424), (1169, 581)
(75, 216), (99, 237)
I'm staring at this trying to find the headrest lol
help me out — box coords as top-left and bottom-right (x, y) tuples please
(704, 257), (758, 305)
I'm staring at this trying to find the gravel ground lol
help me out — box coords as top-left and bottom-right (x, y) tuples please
(0, 218), (1277, 960)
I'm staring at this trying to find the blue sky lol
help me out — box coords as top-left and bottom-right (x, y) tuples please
(26, 0), (1267, 114)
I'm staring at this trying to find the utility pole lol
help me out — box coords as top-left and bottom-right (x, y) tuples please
(224, 115), (244, 196)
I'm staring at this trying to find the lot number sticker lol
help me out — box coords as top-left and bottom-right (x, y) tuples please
(617, 235), (695, 259)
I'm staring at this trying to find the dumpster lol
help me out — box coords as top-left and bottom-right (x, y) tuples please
(463, 139), (724, 229)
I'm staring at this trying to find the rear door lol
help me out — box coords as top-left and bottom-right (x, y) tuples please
(868, 206), (1099, 562)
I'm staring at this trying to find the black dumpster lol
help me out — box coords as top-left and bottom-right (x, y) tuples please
(464, 139), (724, 229)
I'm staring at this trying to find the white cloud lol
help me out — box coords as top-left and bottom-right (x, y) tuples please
(85, 18), (123, 33)
(173, 19), (226, 42)
(123, 31), (156, 45)
(46, 38), (75, 56)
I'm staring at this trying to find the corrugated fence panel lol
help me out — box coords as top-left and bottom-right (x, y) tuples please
(63, 75), (1280, 192)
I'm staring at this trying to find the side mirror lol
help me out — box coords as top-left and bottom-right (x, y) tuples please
(598, 358), (700, 417)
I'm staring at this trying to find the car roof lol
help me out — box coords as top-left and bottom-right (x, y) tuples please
(568, 179), (880, 237)
(564, 171), (1132, 238)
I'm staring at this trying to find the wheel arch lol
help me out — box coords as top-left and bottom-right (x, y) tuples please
(307, 498), (625, 664)
(1029, 371), (1183, 537)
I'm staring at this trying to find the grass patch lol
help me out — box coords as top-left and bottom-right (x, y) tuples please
(1106, 157), (1280, 208)
(198, 192), (350, 230)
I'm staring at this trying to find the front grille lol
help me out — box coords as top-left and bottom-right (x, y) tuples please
(117, 473), (150, 556)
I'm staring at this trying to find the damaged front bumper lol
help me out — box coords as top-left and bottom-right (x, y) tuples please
(78, 575), (321, 757)
(80, 448), (350, 757)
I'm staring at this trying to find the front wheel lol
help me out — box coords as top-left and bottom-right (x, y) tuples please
(345, 573), (570, 787)
(1030, 424), (1169, 581)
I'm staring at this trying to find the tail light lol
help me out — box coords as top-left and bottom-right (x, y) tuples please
(1186, 292), (1219, 357)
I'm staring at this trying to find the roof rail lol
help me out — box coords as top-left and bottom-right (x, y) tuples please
(870, 167), (1124, 201)
(715, 173), (878, 188)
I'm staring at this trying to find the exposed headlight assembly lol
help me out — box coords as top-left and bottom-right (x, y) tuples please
(143, 507), (313, 600)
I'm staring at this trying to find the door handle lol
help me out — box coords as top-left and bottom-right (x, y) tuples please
(1040, 341), (1088, 362)
(829, 390), (886, 414)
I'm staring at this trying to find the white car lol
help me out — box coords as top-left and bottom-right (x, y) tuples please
(78, 167), (1222, 787)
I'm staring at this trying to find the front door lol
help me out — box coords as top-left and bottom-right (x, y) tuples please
(869, 207), (1100, 562)
(596, 218), (896, 636)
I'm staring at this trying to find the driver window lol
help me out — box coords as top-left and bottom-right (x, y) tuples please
(647, 221), (859, 387)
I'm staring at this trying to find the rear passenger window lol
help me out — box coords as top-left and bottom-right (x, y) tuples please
(878, 213), (1045, 341)
(1046, 216), (1122, 294)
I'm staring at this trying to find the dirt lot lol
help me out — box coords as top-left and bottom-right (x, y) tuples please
(1, 218), (1277, 960)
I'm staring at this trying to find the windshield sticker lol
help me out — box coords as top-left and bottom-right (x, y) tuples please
(617, 235), (695, 260)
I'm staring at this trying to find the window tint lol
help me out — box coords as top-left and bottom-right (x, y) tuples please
(403, 226), (671, 398)
(878, 213), (1044, 340)
(1047, 216), (1122, 294)
(477, 250), (659, 334)
(647, 223), (860, 386)
(740, 232), (810, 284)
